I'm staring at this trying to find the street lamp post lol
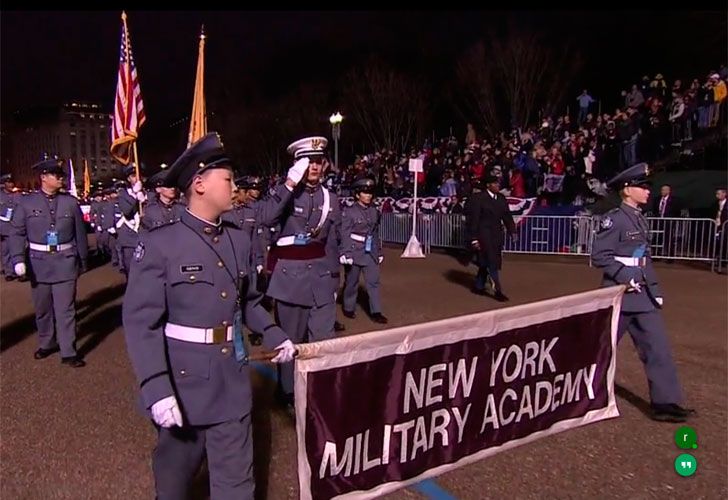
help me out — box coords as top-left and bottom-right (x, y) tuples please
(329, 112), (343, 170)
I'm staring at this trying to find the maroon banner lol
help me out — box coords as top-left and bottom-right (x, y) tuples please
(295, 287), (623, 500)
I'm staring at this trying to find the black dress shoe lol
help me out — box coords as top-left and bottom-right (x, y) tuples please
(61, 356), (86, 368)
(34, 348), (57, 360)
(493, 291), (510, 302)
(371, 313), (389, 324)
(650, 403), (695, 422)
(4, 275), (16, 281)
(343, 310), (356, 319)
(334, 321), (346, 332)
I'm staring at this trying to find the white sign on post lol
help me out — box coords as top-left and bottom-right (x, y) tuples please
(402, 157), (425, 259)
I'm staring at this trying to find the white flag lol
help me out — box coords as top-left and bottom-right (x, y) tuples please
(68, 159), (78, 198)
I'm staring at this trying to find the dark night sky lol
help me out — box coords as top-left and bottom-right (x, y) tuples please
(2, 10), (726, 158)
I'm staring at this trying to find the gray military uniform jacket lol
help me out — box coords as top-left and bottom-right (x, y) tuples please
(9, 191), (88, 283)
(223, 201), (265, 268)
(591, 203), (663, 313)
(0, 189), (20, 237)
(262, 182), (341, 307)
(341, 202), (382, 265)
(122, 210), (288, 426)
(117, 188), (142, 247)
(140, 198), (186, 232)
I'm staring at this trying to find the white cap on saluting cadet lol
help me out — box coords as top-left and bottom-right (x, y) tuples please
(286, 136), (328, 159)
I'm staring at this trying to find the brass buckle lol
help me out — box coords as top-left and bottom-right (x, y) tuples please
(212, 326), (227, 344)
(48, 245), (58, 253)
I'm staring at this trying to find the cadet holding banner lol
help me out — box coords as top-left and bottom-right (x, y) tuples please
(122, 133), (294, 499)
(591, 162), (693, 423)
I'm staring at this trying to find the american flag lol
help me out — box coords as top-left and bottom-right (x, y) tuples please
(110, 12), (146, 165)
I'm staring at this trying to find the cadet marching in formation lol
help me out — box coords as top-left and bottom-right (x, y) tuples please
(4, 133), (695, 498)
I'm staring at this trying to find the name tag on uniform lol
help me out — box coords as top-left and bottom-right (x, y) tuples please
(180, 264), (203, 273)
(626, 231), (641, 237)
(294, 233), (310, 246)
(46, 231), (58, 246)
(294, 206), (304, 214)
(365, 235), (373, 253)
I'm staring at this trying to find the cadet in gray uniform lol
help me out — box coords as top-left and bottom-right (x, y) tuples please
(340, 177), (388, 324)
(226, 175), (266, 274)
(0, 173), (20, 280)
(89, 190), (106, 260)
(101, 186), (123, 268)
(122, 132), (294, 500)
(117, 164), (146, 276)
(591, 162), (693, 423)
(140, 166), (185, 232)
(262, 136), (340, 413)
(9, 159), (88, 367)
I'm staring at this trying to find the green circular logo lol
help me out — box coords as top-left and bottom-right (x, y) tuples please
(674, 454), (697, 477)
(674, 426), (698, 449)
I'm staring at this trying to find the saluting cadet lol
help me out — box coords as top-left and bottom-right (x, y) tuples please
(9, 158), (88, 367)
(340, 177), (388, 324)
(122, 132), (294, 499)
(591, 162), (694, 423)
(262, 136), (341, 415)
(140, 164), (185, 232)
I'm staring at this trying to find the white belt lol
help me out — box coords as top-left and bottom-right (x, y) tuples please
(276, 235), (297, 247)
(615, 256), (646, 267)
(350, 233), (367, 242)
(29, 242), (74, 252)
(164, 323), (233, 344)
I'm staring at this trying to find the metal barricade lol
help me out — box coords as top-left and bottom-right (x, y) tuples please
(380, 213), (720, 264)
(647, 217), (716, 262)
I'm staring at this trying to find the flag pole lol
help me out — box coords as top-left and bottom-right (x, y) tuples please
(122, 11), (143, 215)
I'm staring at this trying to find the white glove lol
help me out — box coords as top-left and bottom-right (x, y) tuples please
(378, 256), (384, 264)
(14, 263), (26, 276)
(627, 278), (642, 293)
(150, 395), (183, 428)
(271, 340), (296, 364)
(132, 180), (143, 193)
(135, 191), (147, 203)
(108, 227), (117, 234)
(655, 297), (664, 306)
(256, 264), (263, 274)
(339, 255), (353, 265)
(287, 158), (310, 184)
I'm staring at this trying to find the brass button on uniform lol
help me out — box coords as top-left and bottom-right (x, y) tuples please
(217, 261), (224, 268)
(180, 369), (187, 375)
(220, 291), (228, 299)
(212, 236), (220, 243)
(222, 320), (228, 326)
(189, 275), (196, 281)
(203, 227), (213, 234)
(221, 347), (230, 355)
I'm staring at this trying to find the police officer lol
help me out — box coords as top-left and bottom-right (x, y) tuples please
(0, 173), (20, 280)
(122, 132), (294, 499)
(117, 164), (146, 276)
(263, 136), (340, 414)
(140, 165), (185, 232)
(465, 175), (516, 302)
(9, 159), (88, 367)
(340, 177), (388, 324)
(591, 162), (693, 422)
